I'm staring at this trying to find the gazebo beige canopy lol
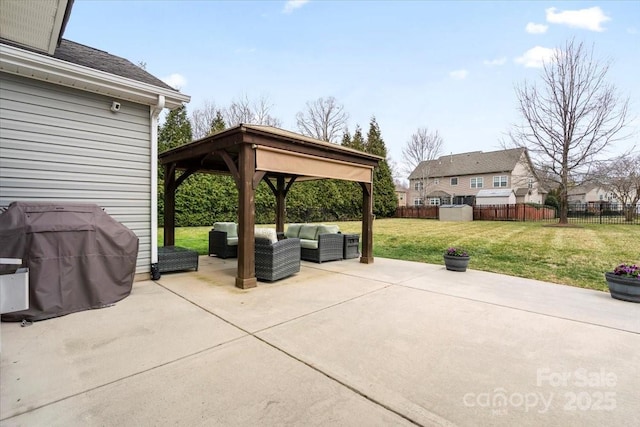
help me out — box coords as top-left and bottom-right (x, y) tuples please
(159, 124), (382, 289)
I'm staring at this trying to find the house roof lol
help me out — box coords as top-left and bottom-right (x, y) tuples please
(0, 0), (188, 108)
(427, 190), (451, 198)
(0, 0), (73, 55)
(53, 39), (175, 91)
(409, 148), (526, 179)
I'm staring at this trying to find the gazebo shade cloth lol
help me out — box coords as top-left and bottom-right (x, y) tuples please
(255, 146), (373, 182)
(0, 202), (138, 322)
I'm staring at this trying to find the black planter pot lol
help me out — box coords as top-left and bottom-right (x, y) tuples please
(604, 273), (640, 303)
(444, 255), (470, 272)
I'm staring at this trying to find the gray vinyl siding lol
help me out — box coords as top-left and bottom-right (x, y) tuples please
(0, 73), (152, 274)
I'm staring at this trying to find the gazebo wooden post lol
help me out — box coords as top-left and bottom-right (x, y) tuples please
(276, 176), (286, 233)
(236, 143), (257, 289)
(360, 181), (374, 264)
(163, 163), (176, 247)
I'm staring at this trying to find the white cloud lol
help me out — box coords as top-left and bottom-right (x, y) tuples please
(162, 73), (187, 90)
(483, 57), (507, 66)
(515, 46), (556, 68)
(526, 22), (548, 34)
(449, 69), (469, 80)
(628, 27), (638, 35)
(283, 0), (309, 14)
(545, 6), (611, 32)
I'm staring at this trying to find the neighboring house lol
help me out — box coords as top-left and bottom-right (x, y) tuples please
(395, 184), (408, 207)
(0, 0), (190, 277)
(567, 184), (628, 209)
(407, 148), (545, 206)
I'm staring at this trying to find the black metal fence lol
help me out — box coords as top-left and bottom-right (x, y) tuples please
(564, 203), (640, 225)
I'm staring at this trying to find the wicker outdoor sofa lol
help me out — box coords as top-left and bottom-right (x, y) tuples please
(285, 224), (344, 263)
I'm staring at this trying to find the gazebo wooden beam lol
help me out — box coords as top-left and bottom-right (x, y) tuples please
(360, 181), (374, 264)
(236, 143), (257, 289)
(163, 163), (177, 247)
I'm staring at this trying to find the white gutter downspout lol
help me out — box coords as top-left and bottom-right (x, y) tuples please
(150, 95), (165, 280)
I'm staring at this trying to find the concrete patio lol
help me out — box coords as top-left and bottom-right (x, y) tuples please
(1, 256), (639, 426)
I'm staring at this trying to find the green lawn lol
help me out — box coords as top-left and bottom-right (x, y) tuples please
(159, 219), (639, 292)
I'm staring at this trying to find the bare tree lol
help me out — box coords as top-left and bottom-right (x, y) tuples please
(224, 94), (281, 127)
(510, 39), (630, 224)
(295, 97), (349, 142)
(597, 152), (640, 221)
(190, 100), (222, 139)
(403, 128), (444, 204)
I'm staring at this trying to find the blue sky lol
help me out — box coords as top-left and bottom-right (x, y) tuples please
(65, 1), (639, 177)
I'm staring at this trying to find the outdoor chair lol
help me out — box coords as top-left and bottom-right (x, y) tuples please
(255, 235), (301, 282)
(208, 222), (238, 259)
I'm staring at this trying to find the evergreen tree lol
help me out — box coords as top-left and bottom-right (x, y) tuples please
(342, 125), (365, 151)
(341, 129), (352, 147)
(365, 117), (397, 218)
(158, 105), (192, 152)
(209, 110), (226, 134)
(364, 117), (387, 157)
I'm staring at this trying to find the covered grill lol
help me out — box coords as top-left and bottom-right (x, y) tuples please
(0, 202), (138, 321)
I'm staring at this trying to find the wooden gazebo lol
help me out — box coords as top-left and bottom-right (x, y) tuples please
(159, 124), (382, 289)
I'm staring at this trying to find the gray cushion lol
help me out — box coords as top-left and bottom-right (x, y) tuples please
(300, 239), (319, 249)
(299, 225), (318, 240)
(227, 237), (238, 246)
(214, 222), (237, 238)
(286, 224), (302, 238)
(317, 224), (340, 235)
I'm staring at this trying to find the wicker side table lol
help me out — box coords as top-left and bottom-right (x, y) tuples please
(158, 246), (199, 273)
(343, 234), (360, 259)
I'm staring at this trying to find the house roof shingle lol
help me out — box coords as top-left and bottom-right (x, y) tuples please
(53, 39), (176, 91)
(409, 148), (526, 179)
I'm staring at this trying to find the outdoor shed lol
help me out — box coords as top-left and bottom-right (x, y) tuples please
(0, 0), (190, 278)
(475, 189), (516, 205)
(439, 204), (473, 222)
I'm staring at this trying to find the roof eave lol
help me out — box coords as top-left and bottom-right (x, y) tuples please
(0, 42), (190, 109)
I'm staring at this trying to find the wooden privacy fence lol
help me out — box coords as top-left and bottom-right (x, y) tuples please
(473, 204), (556, 221)
(396, 204), (556, 222)
(396, 206), (438, 219)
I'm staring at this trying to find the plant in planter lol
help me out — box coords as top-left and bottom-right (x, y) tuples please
(604, 263), (640, 303)
(443, 247), (470, 272)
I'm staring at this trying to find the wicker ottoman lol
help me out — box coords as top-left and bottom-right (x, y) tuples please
(158, 246), (199, 273)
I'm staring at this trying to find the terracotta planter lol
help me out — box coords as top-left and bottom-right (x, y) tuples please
(604, 272), (640, 303)
(444, 255), (470, 272)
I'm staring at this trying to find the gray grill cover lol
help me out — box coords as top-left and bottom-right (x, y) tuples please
(0, 202), (138, 321)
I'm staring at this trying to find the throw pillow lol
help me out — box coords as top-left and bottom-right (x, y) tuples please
(254, 227), (278, 244)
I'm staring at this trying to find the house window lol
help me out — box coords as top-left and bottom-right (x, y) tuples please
(493, 176), (508, 187)
(528, 178), (533, 189)
(433, 178), (439, 185)
(450, 177), (458, 186)
(471, 177), (483, 189)
(429, 198), (441, 206)
(414, 181), (423, 191)
(413, 198), (423, 206)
